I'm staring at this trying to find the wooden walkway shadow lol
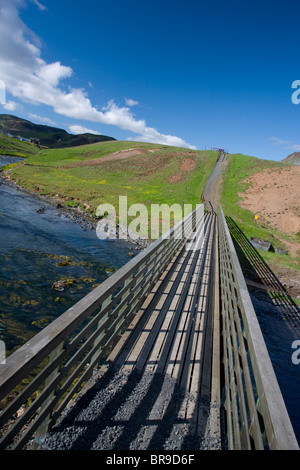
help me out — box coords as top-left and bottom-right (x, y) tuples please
(225, 216), (300, 330)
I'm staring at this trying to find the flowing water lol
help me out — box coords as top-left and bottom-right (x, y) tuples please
(0, 156), (135, 354)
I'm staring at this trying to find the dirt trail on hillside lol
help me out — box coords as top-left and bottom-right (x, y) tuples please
(61, 147), (158, 168)
(238, 166), (300, 256)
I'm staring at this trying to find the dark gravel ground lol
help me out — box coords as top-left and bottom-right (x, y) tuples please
(37, 367), (223, 451)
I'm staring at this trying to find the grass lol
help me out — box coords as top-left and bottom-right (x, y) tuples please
(0, 133), (40, 158)
(20, 140), (141, 166)
(220, 153), (300, 272)
(3, 140), (218, 233)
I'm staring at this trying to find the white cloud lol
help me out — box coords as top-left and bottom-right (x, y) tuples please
(268, 136), (300, 152)
(31, 0), (47, 11)
(0, 0), (196, 150)
(268, 137), (292, 146)
(2, 100), (20, 111)
(285, 144), (300, 152)
(27, 113), (56, 125)
(125, 98), (139, 107)
(69, 125), (102, 135)
(36, 62), (73, 87)
(128, 129), (197, 148)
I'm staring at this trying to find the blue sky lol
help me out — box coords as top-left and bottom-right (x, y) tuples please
(1, 0), (300, 160)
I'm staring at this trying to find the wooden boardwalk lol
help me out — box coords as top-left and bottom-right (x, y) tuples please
(45, 213), (220, 450)
(115, 213), (216, 386)
(2, 203), (298, 449)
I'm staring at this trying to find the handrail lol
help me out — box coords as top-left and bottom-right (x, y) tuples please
(0, 204), (204, 449)
(218, 206), (299, 450)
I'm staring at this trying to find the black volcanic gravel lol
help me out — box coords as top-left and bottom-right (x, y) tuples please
(37, 367), (222, 450)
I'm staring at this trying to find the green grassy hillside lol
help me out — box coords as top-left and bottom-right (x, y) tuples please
(0, 133), (40, 157)
(3, 140), (218, 228)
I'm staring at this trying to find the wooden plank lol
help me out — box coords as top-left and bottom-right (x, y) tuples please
(209, 219), (221, 447)
(181, 217), (214, 432)
(173, 216), (213, 425)
(112, 244), (186, 370)
(155, 254), (203, 375)
(115, 242), (191, 372)
(179, 248), (208, 392)
(119, 213), (207, 376)
(133, 225), (204, 372)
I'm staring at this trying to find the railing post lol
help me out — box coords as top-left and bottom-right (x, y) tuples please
(91, 294), (113, 367)
(33, 341), (64, 445)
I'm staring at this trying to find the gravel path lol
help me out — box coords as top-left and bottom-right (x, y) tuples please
(38, 367), (222, 450)
(202, 153), (227, 209)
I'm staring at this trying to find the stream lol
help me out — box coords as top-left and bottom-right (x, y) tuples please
(0, 156), (135, 354)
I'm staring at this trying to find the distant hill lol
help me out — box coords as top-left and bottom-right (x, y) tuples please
(0, 132), (41, 157)
(282, 151), (300, 165)
(0, 114), (115, 148)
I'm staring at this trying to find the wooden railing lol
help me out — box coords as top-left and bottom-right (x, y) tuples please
(218, 207), (299, 450)
(0, 205), (204, 449)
